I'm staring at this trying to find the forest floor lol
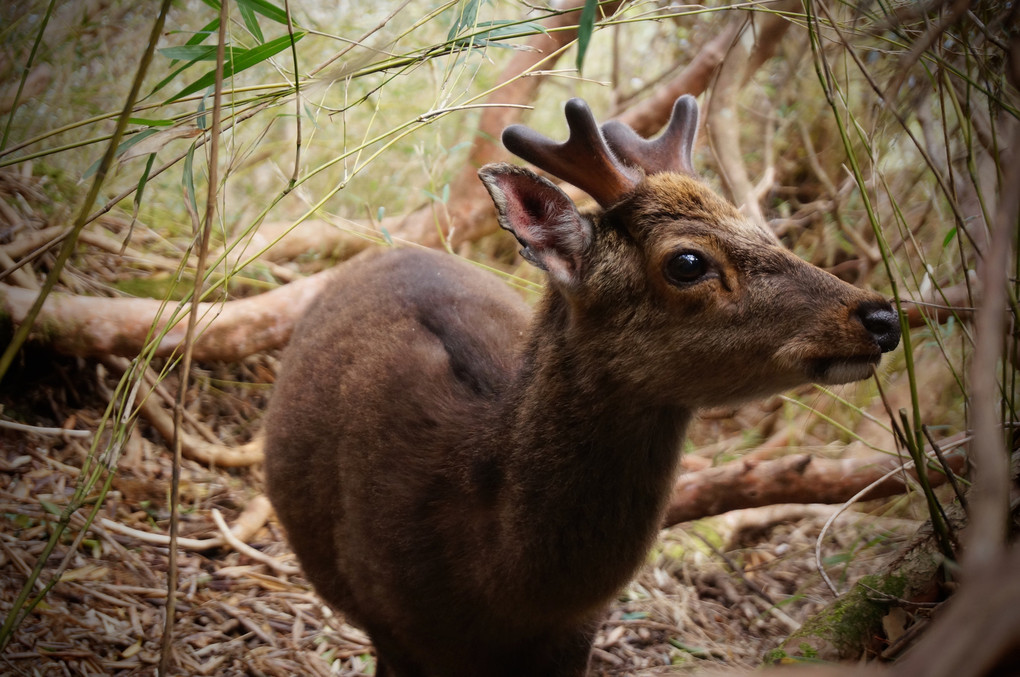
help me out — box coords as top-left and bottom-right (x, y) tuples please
(0, 345), (923, 676)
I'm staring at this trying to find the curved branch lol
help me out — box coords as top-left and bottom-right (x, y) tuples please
(1, 264), (344, 362)
(663, 448), (967, 527)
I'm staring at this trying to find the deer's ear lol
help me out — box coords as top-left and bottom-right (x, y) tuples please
(479, 163), (592, 288)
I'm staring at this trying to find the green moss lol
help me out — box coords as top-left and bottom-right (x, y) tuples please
(783, 573), (908, 660)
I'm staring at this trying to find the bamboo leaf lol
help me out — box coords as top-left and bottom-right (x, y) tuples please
(447, 0), (481, 41)
(236, 0), (292, 26)
(183, 142), (198, 217)
(942, 226), (957, 249)
(147, 19), (219, 98)
(166, 31), (306, 103)
(575, 0), (598, 75)
(182, 19), (220, 47)
(237, 1), (265, 43)
(158, 44), (245, 62)
(128, 117), (173, 127)
(452, 19), (547, 49)
(134, 153), (157, 214)
(81, 129), (161, 179)
(38, 498), (61, 516)
(121, 126), (202, 161)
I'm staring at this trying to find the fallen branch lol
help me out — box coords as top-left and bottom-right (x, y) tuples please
(101, 355), (265, 467)
(663, 448), (967, 527)
(96, 495), (274, 552)
(2, 263), (344, 361)
(210, 507), (299, 576)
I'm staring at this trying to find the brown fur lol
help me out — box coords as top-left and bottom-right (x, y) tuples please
(264, 153), (899, 676)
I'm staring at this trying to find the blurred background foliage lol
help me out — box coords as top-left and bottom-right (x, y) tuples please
(0, 0), (1017, 673)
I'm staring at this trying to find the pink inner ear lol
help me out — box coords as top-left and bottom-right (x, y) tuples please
(479, 164), (592, 286)
(503, 183), (556, 249)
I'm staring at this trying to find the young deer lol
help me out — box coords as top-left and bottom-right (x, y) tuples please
(264, 96), (900, 677)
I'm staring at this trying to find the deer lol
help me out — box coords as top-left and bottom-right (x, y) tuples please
(263, 95), (900, 677)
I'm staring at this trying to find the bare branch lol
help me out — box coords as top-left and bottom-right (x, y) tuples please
(663, 447), (967, 527)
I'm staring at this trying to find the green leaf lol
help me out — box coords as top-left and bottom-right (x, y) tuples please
(134, 153), (158, 213)
(236, 0), (292, 26)
(447, 0), (481, 41)
(238, 2), (265, 43)
(183, 142), (198, 217)
(147, 20), (220, 99)
(196, 94), (208, 130)
(183, 19), (220, 46)
(128, 117), (173, 127)
(39, 498), (62, 516)
(823, 552), (851, 566)
(170, 19), (221, 56)
(575, 0), (599, 75)
(451, 19), (547, 49)
(478, 19), (546, 39)
(166, 31), (306, 103)
(941, 226), (957, 249)
(158, 44), (245, 62)
(82, 128), (161, 179)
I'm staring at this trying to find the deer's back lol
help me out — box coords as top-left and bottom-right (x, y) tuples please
(263, 247), (529, 644)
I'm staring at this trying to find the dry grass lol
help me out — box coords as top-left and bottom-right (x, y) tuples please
(0, 352), (918, 675)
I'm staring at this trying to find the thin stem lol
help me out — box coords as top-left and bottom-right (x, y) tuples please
(0, 0), (57, 152)
(157, 0), (228, 672)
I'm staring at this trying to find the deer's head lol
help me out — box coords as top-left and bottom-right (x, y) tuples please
(479, 97), (899, 407)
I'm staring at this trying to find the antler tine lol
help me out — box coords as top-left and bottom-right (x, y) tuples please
(601, 95), (699, 176)
(502, 98), (640, 207)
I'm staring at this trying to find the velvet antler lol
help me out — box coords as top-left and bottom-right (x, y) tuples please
(501, 98), (641, 208)
(601, 95), (699, 175)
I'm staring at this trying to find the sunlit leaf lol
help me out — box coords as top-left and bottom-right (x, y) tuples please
(166, 31), (306, 103)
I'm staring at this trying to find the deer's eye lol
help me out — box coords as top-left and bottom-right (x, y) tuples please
(665, 252), (709, 285)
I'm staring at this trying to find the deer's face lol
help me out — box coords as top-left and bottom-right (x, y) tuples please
(481, 96), (898, 409)
(577, 173), (898, 407)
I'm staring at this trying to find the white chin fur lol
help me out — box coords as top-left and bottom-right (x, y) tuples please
(818, 359), (876, 385)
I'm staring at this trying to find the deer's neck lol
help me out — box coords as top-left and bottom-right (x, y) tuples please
(491, 293), (691, 611)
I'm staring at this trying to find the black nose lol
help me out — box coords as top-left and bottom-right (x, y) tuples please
(856, 301), (901, 353)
